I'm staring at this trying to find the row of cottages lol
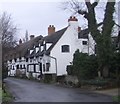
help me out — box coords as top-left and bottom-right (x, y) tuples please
(5, 16), (95, 79)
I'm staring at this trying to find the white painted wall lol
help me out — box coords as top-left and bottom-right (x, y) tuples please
(7, 19), (95, 77)
(45, 21), (95, 76)
(7, 57), (28, 76)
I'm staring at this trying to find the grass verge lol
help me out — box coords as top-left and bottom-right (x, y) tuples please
(1, 84), (13, 103)
(112, 95), (120, 102)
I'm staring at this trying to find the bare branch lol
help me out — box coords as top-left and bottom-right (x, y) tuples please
(0, 12), (17, 48)
(91, 0), (100, 8)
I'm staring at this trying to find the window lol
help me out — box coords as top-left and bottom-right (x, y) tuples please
(23, 65), (26, 69)
(26, 58), (28, 62)
(14, 59), (17, 62)
(16, 65), (19, 69)
(82, 41), (87, 45)
(46, 63), (50, 72)
(61, 45), (70, 52)
(43, 64), (45, 72)
(20, 65), (22, 69)
(12, 66), (15, 70)
(30, 59), (32, 62)
(34, 65), (36, 72)
(19, 57), (21, 60)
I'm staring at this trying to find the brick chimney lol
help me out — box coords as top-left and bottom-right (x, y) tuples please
(78, 26), (81, 32)
(30, 35), (35, 40)
(19, 39), (22, 44)
(48, 25), (55, 36)
(68, 16), (79, 31)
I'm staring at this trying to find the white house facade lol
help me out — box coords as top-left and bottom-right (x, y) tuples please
(5, 16), (96, 79)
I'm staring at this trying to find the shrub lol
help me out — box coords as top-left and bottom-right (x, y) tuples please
(67, 49), (98, 80)
(66, 65), (73, 75)
(56, 75), (66, 84)
(44, 74), (52, 83)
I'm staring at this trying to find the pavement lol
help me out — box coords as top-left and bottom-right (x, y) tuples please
(94, 88), (119, 96)
(4, 77), (114, 102)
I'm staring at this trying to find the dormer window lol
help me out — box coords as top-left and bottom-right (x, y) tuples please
(30, 49), (34, 54)
(61, 45), (70, 53)
(46, 43), (52, 50)
(43, 40), (46, 44)
(41, 46), (44, 52)
(36, 47), (39, 53)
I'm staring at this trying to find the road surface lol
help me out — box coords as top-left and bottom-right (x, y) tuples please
(4, 77), (113, 102)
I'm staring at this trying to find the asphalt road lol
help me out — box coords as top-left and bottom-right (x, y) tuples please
(4, 77), (113, 102)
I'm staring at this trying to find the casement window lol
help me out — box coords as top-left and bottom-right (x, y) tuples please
(43, 64), (45, 72)
(26, 58), (28, 62)
(46, 63), (50, 72)
(82, 41), (87, 45)
(23, 65), (26, 69)
(34, 65), (36, 72)
(61, 45), (70, 53)
(12, 66), (15, 70)
(30, 59), (32, 62)
(14, 59), (17, 62)
(19, 57), (21, 60)
(16, 65), (19, 69)
(20, 65), (22, 69)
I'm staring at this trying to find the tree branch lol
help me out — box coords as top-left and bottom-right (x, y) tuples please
(91, 0), (100, 8)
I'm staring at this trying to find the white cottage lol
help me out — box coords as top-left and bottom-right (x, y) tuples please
(5, 16), (120, 79)
(26, 16), (95, 79)
(6, 16), (96, 79)
(5, 35), (43, 77)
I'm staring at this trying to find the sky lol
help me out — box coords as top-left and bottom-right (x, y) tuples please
(0, 0), (71, 40)
(0, 0), (120, 41)
(0, 0), (85, 41)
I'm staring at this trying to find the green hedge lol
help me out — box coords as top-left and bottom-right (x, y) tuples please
(2, 89), (13, 103)
(43, 74), (52, 83)
(81, 79), (108, 86)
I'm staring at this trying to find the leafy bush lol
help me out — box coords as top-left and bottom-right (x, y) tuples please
(2, 62), (8, 80)
(66, 49), (98, 80)
(56, 75), (66, 83)
(81, 79), (108, 86)
(2, 84), (13, 103)
(44, 74), (52, 83)
(113, 95), (120, 102)
(109, 52), (120, 79)
(66, 65), (73, 75)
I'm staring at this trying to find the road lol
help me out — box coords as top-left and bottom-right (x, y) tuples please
(4, 77), (113, 102)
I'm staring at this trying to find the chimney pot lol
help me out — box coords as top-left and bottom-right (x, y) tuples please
(19, 39), (22, 44)
(78, 27), (81, 32)
(48, 25), (55, 36)
(30, 35), (35, 40)
(68, 16), (78, 22)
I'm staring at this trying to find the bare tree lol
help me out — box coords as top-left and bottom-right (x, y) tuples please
(0, 12), (18, 79)
(0, 12), (17, 49)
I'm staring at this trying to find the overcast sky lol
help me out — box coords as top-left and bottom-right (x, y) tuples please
(0, 0), (119, 41)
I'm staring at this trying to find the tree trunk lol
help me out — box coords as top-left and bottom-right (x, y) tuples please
(102, 65), (109, 78)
